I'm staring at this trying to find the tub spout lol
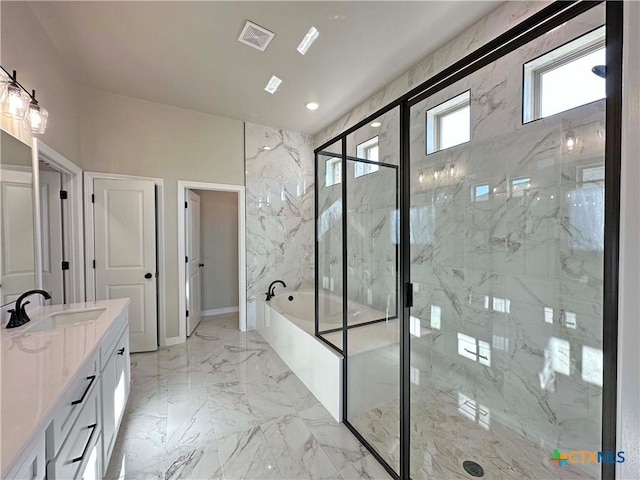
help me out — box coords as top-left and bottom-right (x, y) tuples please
(266, 280), (286, 301)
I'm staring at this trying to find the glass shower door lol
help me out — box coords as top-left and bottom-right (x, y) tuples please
(407, 4), (606, 478)
(344, 108), (401, 476)
(316, 139), (344, 351)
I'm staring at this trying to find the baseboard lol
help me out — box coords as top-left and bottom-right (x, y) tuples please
(164, 336), (183, 346)
(202, 306), (239, 317)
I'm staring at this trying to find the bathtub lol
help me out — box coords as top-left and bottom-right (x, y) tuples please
(257, 289), (400, 421)
(269, 290), (392, 334)
(257, 289), (343, 421)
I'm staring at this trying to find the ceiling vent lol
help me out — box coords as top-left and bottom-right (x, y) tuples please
(238, 21), (275, 52)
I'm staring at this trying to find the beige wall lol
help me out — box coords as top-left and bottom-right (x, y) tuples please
(196, 190), (238, 311)
(80, 88), (244, 339)
(0, 2), (81, 165)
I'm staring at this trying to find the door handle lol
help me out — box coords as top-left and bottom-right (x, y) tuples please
(144, 273), (153, 279)
(117, 347), (125, 356)
(199, 263), (204, 267)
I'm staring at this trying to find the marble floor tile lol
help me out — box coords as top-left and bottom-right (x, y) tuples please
(164, 430), (223, 480)
(351, 384), (594, 480)
(207, 386), (266, 439)
(217, 426), (283, 480)
(299, 404), (369, 472)
(338, 456), (393, 480)
(261, 413), (339, 479)
(107, 314), (387, 480)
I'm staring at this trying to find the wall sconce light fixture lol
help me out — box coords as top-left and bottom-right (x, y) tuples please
(564, 130), (576, 151)
(0, 67), (48, 134)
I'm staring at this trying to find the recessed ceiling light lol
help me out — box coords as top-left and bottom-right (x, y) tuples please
(371, 121), (382, 128)
(306, 101), (319, 111)
(297, 27), (319, 55)
(264, 75), (282, 94)
(262, 146), (272, 151)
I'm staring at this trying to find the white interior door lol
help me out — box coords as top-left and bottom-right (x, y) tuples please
(186, 190), (202, 335)
(94, 179), (157, 352)
(40, 170), (65, 304)
(0, 166), (35, 305)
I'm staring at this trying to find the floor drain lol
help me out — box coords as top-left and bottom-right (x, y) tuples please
(463, 460), (484, 477)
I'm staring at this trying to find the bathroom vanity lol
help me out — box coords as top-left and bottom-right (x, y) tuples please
(0, 298), (130, 479)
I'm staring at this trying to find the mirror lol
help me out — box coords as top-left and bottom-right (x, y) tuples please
(0, 130), (36, 305)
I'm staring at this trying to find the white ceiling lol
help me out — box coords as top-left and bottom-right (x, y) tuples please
(29, 1), (501, 135)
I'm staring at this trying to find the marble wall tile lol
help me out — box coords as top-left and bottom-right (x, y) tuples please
(245, 123), (315, 329)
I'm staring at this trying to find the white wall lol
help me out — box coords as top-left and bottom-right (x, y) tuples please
(196, 189), (239, 312)
(0, 2), (81, 165)
(617, 2), (640, 478)
(80, 88), (244, 340)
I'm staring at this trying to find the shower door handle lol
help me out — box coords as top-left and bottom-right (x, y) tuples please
(406, 283), (414, 308)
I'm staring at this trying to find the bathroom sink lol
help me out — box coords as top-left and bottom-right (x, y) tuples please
(24, 307), (107, 333)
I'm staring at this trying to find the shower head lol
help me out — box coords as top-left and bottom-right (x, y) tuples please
(592, 65), (607, 78)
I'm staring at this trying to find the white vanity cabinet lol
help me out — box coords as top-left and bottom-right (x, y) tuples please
(1, 300), (131, 480)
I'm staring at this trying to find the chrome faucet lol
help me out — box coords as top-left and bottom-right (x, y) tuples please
(265, 280), (286, 301)
(6, 290), (51, 329)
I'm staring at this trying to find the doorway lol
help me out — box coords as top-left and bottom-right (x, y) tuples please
(85, 172), (164, 353)
(34, 139), (84, 304)
(38, 163), (65, 303)
(178, 181), (246, 340)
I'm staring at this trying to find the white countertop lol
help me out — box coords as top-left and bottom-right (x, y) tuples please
(0, 298), (129, 477)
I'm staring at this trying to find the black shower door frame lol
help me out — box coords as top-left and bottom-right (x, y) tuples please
(314, 2), (623, 479)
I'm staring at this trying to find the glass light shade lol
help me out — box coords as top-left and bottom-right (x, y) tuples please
(1, 83), (29, 119)
(24, 102), (48, 134)
(0, 75), (10, 104)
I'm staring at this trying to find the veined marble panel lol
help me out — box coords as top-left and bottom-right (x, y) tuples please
(245, 123), (315, 329)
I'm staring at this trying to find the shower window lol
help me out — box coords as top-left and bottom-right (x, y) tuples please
(325, 157), (341, 186)
(355, 136), (380, 177)
(523, 26), (606, 122)
(426, 90), (470, 154)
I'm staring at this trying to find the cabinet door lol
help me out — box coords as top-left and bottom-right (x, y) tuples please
(114, 328), (131, 426)
(102, 327), (131, 472)
(79, 435), (101, 480)
(101, 350), (117, 469)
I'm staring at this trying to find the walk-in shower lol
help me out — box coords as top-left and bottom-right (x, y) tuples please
(314, 2), (622, 479)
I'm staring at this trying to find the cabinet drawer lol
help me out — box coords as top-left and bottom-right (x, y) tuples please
(49, 349), (100, 458)
(48, 384), (100, 480)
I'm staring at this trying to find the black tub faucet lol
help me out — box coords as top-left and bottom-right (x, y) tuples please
(6, 289), (51, 329)
(265, 280), (286, 301)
